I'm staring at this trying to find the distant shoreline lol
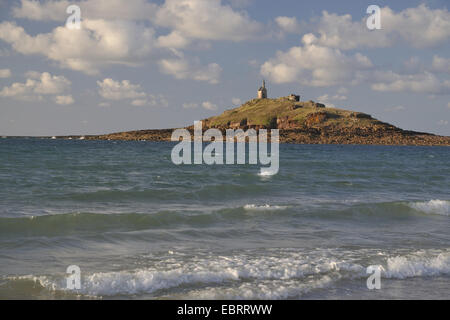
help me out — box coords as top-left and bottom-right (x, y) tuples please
(3, 127), (450, 146)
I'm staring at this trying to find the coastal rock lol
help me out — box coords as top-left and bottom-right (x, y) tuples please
(305, 112), (328, 126)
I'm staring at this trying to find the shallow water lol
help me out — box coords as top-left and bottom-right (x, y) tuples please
(0, 138), (449, 299)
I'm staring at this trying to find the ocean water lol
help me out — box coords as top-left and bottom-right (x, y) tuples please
(0, 138), (449, 300)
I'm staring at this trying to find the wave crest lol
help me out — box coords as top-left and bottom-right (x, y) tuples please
(408, 199), (450, 216)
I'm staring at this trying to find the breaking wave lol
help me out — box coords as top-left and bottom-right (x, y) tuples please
(408, 200), (450, 216)
(243, 204), (289, 211)
(4, 249), (449, 299)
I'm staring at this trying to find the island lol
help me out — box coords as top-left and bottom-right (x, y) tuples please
(56, 95), (449, 146)
(49, 81), (449, 146)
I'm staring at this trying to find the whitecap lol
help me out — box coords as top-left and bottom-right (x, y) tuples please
(409, 199), (450, 216)
(384, 251), (450, 279)
(243, 204), (288, 211)
(9, 248), (450, 298)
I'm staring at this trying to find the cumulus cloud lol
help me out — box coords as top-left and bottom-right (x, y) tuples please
(0, 71), (71, 101)
(371, 71), (450, 95)
(159, 56), (222, 84)
(0, 20), (156, 75)
(97, 78), (167, 107)
(155, 0), (262, 42)
(0, 0), (260, 82)
(55, 95), (74, 105)
(260, 34), (372, 87)
(156, 31), (191, 49)
(313, 5), (450, 50)
(275, 16), (301, 34)
(97, 78), (146, 100)
(12, 0), (158, 21)
(0, 69), (11, 78)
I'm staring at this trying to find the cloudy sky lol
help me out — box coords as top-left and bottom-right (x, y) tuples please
(0, 0), (449, 136)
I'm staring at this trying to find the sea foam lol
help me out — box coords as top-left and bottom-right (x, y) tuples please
(384, 251), (450, 279)
(9, 249), (449, 299)
(243, 204), (288, 211)
(409, 199), (450, 216)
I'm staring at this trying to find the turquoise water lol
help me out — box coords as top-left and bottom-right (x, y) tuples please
(0, 138), (449, 299)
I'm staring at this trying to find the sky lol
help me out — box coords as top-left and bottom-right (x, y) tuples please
(0, 0), (449, 136)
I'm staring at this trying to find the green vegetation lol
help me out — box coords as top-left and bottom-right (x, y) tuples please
(206, 97), (376, 128)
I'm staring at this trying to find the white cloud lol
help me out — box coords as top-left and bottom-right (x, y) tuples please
(381, 5), (450, 48)
(313, 5), (450, 50)
(372, 71), (450, 94)
(97, 78), (167, 107)
(432, 56), (450, 74)
(0, 71), (71, 101)
(275, 16), (301, 34)
(155, 0), (262, 42)
(312, 11), (390, 50)
(55, 95), (74, 105)
(156, 31), (191, 49)
(97, 78), (146, 100)
(0, 20), (157, 75)
(159, 56), (222, 84)
(260, 34), (372, 87)
(202, 101), (218, 111)
(0, 69), (11, 78)
(438, 120), (448, 126)
(12, 0), (158, 21)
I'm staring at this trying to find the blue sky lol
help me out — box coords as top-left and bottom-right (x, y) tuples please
(0, 0), (449, 136)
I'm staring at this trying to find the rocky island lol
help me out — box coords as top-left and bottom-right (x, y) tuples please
(73, 96), (449, 146)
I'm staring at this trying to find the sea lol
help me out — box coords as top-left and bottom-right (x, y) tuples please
(0, 138), (449, 299)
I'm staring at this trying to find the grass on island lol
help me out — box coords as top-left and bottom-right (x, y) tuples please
(206, 97), (376, 128)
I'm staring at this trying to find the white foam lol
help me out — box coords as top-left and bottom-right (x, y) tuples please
(384, 251), (450, 279)
(178, 276), (335, 300)
(243, 204), (288, 211)
(11, 249), (450, 298)
(409, 199), (450, 216)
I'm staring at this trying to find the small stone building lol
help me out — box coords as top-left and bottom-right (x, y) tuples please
(257, 80), (267, 99)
